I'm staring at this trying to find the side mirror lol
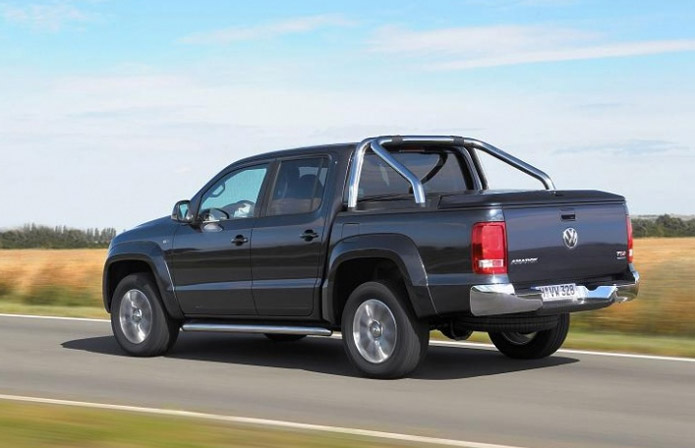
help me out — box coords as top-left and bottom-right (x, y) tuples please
(171, 200), (194, 223)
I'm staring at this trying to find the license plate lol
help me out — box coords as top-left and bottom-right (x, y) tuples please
(535, 283), (582, 301)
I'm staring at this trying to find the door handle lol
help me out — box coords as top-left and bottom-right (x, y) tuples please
(300, 230), (319, 241)
(231, 235), (249, 246)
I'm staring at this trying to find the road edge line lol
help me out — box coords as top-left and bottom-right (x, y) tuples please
(0, 393), (522, 448)
(429, 340), (695, 363)
(0, 313), (108, 323)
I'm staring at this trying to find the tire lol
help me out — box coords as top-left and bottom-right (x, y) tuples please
(341, 281), (429, 379)
(264, 333), (307, 342)
(488, 313), (570, 359)
(111, 273), (179, 357)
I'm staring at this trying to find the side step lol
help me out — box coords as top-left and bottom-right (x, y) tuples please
(181, 322), (332, 336)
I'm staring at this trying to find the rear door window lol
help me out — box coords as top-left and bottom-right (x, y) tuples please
(267, 157), (328, 216)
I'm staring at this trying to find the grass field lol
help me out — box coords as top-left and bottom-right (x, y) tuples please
(0, 239), (693, 356)
(0, 401), (429, 448)
(0, 249), (105, 310)
(571, 238), (695, 337)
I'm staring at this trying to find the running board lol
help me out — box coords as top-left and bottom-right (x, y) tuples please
(181, 322), (332, 336)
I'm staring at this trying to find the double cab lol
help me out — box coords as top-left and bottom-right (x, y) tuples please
(104, 135), (639, 378)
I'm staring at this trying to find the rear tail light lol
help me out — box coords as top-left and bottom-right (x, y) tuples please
(472, 222), (507, 275)
(626, 216), (634, 263)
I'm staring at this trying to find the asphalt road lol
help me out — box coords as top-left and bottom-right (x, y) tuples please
(1, 314), (693, 448)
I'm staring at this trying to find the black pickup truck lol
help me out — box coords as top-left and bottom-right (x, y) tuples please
(104, 135), (639, 378)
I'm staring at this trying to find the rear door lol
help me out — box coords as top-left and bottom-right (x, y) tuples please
(251, 156), (331, 316)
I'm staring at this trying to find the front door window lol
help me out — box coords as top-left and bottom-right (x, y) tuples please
(199, 164), (268, 221)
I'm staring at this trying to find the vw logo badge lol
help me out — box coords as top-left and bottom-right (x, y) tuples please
(563, 228), (578, 249)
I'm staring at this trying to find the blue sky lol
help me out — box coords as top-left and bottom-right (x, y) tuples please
(1, 0), (694, 229)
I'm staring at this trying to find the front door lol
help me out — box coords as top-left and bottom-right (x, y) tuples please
(171, 163), (269, 315)
(251, 156), (330, 316)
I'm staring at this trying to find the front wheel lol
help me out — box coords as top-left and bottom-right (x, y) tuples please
(111, 273), (179, 357)
(342, 281), (429, 379)
(488, 313), (570, 359)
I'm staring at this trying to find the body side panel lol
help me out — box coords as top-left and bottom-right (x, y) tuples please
(323, 207), (501, 322)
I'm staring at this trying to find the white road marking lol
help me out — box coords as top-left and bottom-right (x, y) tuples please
(429, 339), (695, 363)
(0, 313), (108, 323)
(1, 313), (693, 363)
(0, 394), (523, 448)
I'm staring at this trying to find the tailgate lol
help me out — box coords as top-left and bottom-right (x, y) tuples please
(505, 201), (629, 284)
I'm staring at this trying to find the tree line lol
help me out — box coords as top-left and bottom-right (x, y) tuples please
(0, 224), (118, 249)
(632, 215), (695, 238)
(0, 215), (692, 249)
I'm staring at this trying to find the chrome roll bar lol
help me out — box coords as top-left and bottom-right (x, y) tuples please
(346, 135), (555, 210)
(462, 138), (555, 191)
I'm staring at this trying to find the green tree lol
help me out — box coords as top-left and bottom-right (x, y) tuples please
(0, 224), (118, 249)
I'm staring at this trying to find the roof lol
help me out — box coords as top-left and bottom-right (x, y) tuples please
(234, 142), (357, 165)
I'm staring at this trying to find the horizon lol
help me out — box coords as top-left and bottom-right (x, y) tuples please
(1, 0), (694, 230)
(3, 213), (695, 234)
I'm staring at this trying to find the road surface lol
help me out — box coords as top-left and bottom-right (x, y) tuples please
(1, 314), (693, 448)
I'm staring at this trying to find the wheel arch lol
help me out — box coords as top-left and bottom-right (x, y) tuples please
(321, 234), (436, 325)
(103, 241), (183, 320)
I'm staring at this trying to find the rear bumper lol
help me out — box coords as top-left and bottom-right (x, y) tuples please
(469, 265), (640, 317)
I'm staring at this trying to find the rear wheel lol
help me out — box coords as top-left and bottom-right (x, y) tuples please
(111, 273), (179, 356)
(342, 281), (429, 379)
(488, 313), (570, 359)
(264, 334), (306, 342)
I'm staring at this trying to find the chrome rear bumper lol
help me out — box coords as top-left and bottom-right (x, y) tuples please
(469, 265), (640, 317)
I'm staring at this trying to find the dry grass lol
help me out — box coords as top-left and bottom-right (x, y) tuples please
(0, 239), (693, 337)
(0, 249), (106, 308)
(572, 238), (695, 336)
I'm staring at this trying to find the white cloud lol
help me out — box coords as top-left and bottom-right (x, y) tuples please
(1, 1), (91, 31)
(1, 5), (693, 230)
(180, 14), (354, 45)
(557, 139), (689, 156)
(434, 40), (695, 70)
(369, 25), (695, 70)
(2, 67), (694, 229)
(371, 25), (595, 55)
